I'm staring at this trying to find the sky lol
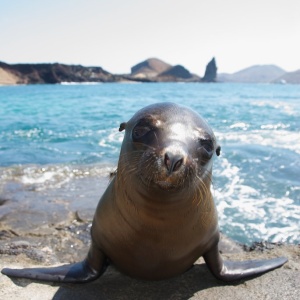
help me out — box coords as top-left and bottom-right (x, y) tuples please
(0, 0), (299, 75)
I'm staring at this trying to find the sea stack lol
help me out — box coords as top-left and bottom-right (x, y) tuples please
(202, 57), (217, 82)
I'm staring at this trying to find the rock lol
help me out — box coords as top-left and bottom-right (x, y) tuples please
(202, 57), (217, 82)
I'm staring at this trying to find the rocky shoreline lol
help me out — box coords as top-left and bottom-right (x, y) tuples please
(0, 169), (299, 299)
(0, 221), (299, 299)
(1, 57), (300, 85)
(0, 58), (216, 85)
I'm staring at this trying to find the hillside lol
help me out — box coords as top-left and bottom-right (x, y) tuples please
(130, 58), (172, 78)
(272, 69), (300, 84)
(156, 65), (201, 82)
(129, 58), (203, 82)
(218, 65), (286, 83)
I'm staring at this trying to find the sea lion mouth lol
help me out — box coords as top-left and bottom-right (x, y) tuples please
(139, 173), (181, 191)
(156, 180), (178, 191)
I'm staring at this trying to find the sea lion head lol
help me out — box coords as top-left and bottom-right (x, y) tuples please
(118, 102), (220, 193)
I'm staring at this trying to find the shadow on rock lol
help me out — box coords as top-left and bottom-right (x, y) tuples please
(52, 264), (230, 300)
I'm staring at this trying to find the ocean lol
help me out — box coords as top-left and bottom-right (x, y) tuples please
(0, 83), (299, 245)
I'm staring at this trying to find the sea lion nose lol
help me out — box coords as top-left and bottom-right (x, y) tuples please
(164, 152), (184, 173)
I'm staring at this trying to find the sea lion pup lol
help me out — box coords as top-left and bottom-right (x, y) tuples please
(2, 102), (287, 283)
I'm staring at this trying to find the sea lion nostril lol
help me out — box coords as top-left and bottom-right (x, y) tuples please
(174, 158), (183, 172)
(164, 153), (171, 170)
(164, 153), (183, 173)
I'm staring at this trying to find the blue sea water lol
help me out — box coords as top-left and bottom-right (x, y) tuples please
(0, 83), (299, 244)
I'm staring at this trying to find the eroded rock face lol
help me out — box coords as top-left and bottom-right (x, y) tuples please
(202, 57), (217, 82)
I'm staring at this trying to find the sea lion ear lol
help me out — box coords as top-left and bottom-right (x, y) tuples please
(216, 145), (221, 156)
(119, 122), (127, 132)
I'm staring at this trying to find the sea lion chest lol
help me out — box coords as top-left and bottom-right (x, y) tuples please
(91, 179), (218, 280)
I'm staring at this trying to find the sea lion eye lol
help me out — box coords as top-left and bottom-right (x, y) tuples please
(198, 139), (214, 156)
(132, 126), (151, 140)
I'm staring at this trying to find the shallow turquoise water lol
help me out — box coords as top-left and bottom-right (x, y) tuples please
(0, 83), (299, 244)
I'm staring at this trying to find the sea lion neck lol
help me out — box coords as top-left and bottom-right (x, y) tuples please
(114, 174), (201, 223)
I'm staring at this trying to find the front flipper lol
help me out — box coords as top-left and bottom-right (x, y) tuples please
(2, 260), (103, 283)
(1, 243), (108, 283)
(203, 244), (288, 282)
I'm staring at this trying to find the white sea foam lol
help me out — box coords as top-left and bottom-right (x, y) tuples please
(229, 122), (250, 130)
(215, 130), (300, 154)
(60, 82), (102, 85)
(213, 157), (300, 244)
(0, 164), (115, 191)
(260, 123), (290, 130)
(13, 128), (42, 138)
(98, 129), (123, 150)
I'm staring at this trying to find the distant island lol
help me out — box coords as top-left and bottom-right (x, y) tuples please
(0, 58), (216, 85)
(0, 58), (299, 85)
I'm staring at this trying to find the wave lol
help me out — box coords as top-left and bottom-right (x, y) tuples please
(213, 157), (299, 244)
(216, 129), (300, 154)
(59, 82), (103, 85)
(0, 163), (115, 191)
